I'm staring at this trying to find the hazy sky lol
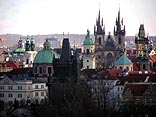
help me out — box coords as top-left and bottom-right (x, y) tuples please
(0, 0), (156, 36)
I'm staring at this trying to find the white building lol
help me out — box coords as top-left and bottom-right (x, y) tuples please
(9, 36), (37, 67)
(0, 76), (47, 105)
(88, 78), (124, 110)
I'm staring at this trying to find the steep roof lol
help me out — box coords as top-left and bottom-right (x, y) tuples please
(115, 54), (132, 65)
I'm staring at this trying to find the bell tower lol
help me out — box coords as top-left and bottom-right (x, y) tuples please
(114, 9), (126, 51)
(135, 24), (150, 71)
(94, 9), (105, 68)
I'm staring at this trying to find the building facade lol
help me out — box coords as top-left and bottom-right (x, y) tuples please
(0, 76), (47, 105)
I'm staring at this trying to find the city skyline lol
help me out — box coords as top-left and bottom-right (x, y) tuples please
(0, 0), (156, 36)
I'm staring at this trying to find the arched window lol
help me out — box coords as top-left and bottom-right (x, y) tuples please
(86, 49), (89, 54)
(118, 36), (121, 44)
(98, 37), (101, 45)
(143, 64), (146, 70)
(39, 67), (42, 74)
(106, 53), (113, 68)
(126, 66), (129, 71)
(120, 67), (123, 70)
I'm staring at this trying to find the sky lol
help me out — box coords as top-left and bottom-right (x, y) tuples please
(0, 0), (156, 36)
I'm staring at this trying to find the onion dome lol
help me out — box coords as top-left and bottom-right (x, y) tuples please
(83, 29), (94, 45)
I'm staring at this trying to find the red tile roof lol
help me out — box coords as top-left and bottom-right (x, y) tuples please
(2, 62), (19, 68)
(150, 55), (156, 62)
(105, 69), (122, 78)
(124, 83), (156, 96)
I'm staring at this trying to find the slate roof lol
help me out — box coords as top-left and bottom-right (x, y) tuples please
(115, 54), (132, 65)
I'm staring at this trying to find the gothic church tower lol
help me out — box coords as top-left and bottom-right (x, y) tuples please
(114, 9), (126, 56)
(94, 9), (105, 68)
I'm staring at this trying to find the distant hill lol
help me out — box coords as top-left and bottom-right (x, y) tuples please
(2, 33), (155, 49)
(0, 34), (87, 48)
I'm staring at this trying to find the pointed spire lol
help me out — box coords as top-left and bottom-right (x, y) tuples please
(114, 26), (116, 34)
(98, 9), (100, 23)
(118, 7), (120, 23)
(101, 18), (103, 26)
(121, 17), (123, 25)
(103, 24), (105, 34)
(94, 25), (96, 35)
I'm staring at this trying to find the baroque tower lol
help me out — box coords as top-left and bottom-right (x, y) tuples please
(94, 9), (105, 68)
(83, 30), (95, 69)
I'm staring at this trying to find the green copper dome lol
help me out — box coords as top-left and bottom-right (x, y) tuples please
(34, 49), (59, 64)
(13, 48), (25, 53)
(34, 40), (59, 64)
(83, 29), (94, 45)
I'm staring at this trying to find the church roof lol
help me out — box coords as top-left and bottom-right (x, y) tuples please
(34, 39), (60, 64)
(13, 48), (25, 53)
(83, 30), (94, 45)
(83, 37), (94, 45)
(33, 49), (59, 64)
(115, 54), (132, 65)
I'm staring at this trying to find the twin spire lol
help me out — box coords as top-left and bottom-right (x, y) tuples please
(94, 9), (105, 35)
(94, 8), (125, 36)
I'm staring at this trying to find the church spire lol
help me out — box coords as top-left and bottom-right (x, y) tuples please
(114, 8), (125, 36)
(95, 9), (105, 35)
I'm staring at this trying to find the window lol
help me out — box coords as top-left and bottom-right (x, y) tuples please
(18, 94), (22, 98)
(48, 67), (52, 74)
(35, 85), (38, 89)
(0, 93), (4, 97)
(18, 86), (22, 90)
(119, 67), (123, 70)
(35, 92), (38, 97)
(118, 87), (120, 91)
(28, 86), (31, 90)
(118, 36), (121, 44)
(41, 92), (44, 96)
(8, 86), (13, 90)
(0, 86), (4, 90)
(87, 60), (89, 62)
(39, 67), (42, 74)
(26, 58), (29, 64)
(34, 66), (37, 73)
(8, 93), (13, 98)
(126, 67), (129, 71)
(143, 64), (146, 70)
(41, 85), (44, 88)
(86, 49), (89, 54)
(43, 66), (46, 73)
(98, 37), (101, 45)
(87, 66), (89, 69)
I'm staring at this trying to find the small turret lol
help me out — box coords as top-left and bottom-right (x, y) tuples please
(30, 36), (35, 51)
(25, 36), (31, 51)
(18, 37), (24, 49)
